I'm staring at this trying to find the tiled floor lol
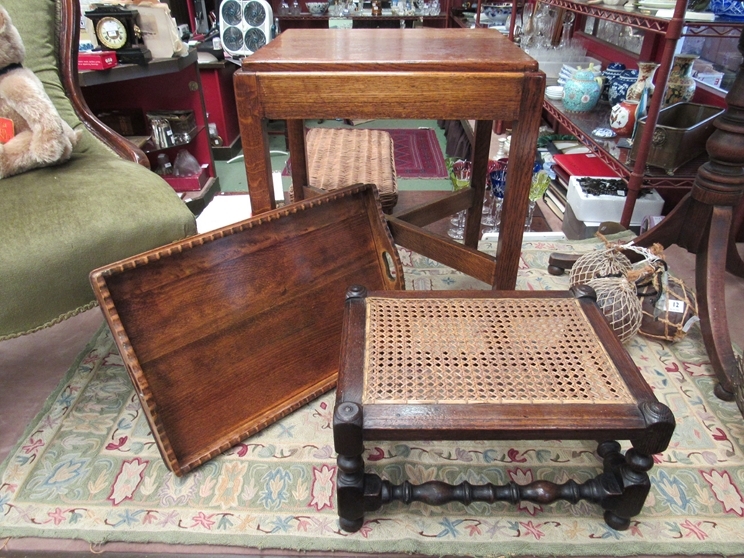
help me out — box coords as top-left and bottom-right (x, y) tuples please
(1, 119), (743, 557)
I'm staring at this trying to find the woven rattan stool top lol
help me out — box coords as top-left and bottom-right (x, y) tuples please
(306, 128), (398, 213)
(362, 296), (635, 406)
(337, 287), (662, 443)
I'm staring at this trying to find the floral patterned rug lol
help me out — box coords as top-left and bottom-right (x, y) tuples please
(1, 234), (743, 556)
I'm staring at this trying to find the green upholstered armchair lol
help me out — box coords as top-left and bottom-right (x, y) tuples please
(0, 0), (197, 340)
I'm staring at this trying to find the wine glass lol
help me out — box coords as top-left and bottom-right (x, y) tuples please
(483, 159), (507, 235)
(447, 159), (472, 240)
(526, 168), (550, 231)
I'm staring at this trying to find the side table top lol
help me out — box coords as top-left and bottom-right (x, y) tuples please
(241, 28), (539, 73)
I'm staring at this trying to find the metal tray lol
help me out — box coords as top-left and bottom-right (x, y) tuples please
(630, 102), (723, 173)
(90, 184), (403, 475)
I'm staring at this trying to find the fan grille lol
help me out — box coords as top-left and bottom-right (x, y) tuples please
(244, 0), (267, 26)
(221, 0), (242, 25)
(245, 28), (267, 52)
(222, 26), (244, 51)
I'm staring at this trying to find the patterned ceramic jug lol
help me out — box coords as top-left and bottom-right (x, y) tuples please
(562, 66), (602, 112)
(609, 99), (640, 137)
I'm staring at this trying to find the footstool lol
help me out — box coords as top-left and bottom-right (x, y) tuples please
(303, 128), (398, 213)
(333, 286), (675, 532)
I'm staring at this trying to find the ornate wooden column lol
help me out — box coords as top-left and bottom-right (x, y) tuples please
(633, 30), (744, 404)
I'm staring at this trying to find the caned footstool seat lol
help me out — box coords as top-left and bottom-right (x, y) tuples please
(305, 128), (398, 213)
(333, 286), (676, 532)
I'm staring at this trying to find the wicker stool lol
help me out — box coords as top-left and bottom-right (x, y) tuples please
(334, 286), (676, 532)
(303, 128), (398, 213)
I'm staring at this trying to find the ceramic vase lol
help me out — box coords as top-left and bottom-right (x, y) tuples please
(625, 62), (659, 102)
(663, 54), (698, 107)
(562, 67), (602, 112)
(608, 69), (638, 106)
(601, 62), (626, 101)
(610, 99), (640, 137)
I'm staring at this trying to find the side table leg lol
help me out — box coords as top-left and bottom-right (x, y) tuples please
(463, 120), (491, 248)
(287, 119), (307, 203)
(234, 72), (274, 214)
(494, 71), (545, 290)
(333, 401), (365, 532)
(698, 206), (738, 400)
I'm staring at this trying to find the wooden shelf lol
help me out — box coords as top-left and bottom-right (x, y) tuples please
(79, 50), (198, 87)
(79, 48), (219, 202)
(542, 98), (705, 189)
(534, 0), (743, 224)
(542, 0), (743, 37)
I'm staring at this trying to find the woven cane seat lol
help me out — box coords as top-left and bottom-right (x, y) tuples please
(362, 296), (635, 406)
(305, 128), (398, 212)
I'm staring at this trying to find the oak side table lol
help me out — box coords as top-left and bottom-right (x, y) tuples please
(234, 28), (545, 289)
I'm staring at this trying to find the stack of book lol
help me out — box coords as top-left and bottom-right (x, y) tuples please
(543, 152), (619, 221)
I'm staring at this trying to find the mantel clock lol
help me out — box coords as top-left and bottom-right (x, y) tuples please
(85, 5), (152, 65)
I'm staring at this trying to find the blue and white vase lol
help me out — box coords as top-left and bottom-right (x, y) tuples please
(608, 69), (639, 106)
(601, 62), (626, 102)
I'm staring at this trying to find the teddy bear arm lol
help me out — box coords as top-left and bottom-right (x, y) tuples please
(3, 81), (76, 164)
(0, 130), (36, 179)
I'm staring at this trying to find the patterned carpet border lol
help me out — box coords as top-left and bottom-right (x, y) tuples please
(282, 128), (449, 179)
(1, 234), (744, 556)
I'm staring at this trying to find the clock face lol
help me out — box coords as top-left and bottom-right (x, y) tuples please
(96, 16), (128, 50)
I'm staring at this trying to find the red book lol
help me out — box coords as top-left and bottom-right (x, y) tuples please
(552, 153), (619, 178)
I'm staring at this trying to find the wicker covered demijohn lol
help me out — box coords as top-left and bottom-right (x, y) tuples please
(585, 275), (643, 343)
(636, 262), (699, 342)
(569, 244), (633, 287)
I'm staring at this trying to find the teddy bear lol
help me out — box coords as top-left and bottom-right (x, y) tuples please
(0, 5), (81, 179)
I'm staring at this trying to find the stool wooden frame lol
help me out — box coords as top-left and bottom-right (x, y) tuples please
(333, 286), (675, 531)
(234, 28), (545, 290)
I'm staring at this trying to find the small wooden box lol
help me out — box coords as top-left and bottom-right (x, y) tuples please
(90, 184), (403, 475)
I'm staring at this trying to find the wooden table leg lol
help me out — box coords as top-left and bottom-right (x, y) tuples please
(493, 71), (545, 290)
(463, 120), (491, 248)
(235, 73), (274, 215)
(287, 119), (307, 203)
(697, 206), (739, 400)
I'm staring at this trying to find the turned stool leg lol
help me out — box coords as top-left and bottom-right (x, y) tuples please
(598, 441), (653, 530)
(600, 401), (676, 530)
(334, 401), (365, 532)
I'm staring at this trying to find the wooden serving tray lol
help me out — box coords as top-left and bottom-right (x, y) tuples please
(90, 184), (404, 476)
